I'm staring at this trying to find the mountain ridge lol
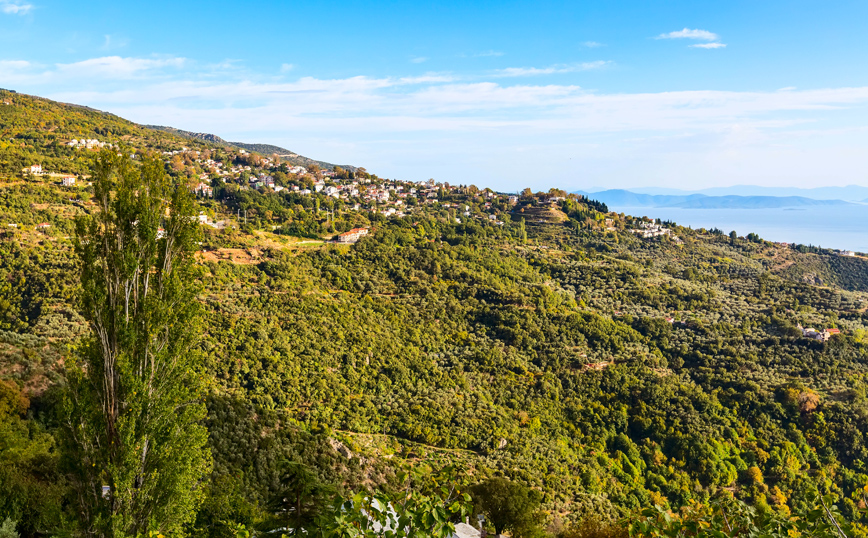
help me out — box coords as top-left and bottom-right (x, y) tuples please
(143, 125), (357, 171)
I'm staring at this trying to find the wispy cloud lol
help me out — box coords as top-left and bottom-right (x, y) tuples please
(582, 41), (604, 48)
(1, 1), (33, 14)
(0, 59), (31, 70)
(280, 63), (294, 73)
(690, 42), (726, 49)
(55, 56), (186, 78)
(656, 28), (718, 41)
(494, 61), (609, 77)
(410, 56), (428, 64)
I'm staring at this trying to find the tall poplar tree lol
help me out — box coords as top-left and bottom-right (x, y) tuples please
(63, 150), (211, 536)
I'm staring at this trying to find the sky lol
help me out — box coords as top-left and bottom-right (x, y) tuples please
(2, 0), (868, 192)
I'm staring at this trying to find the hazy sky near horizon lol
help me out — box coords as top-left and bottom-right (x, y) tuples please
(2, 0), (868, 191)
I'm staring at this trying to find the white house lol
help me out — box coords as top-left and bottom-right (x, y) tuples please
(61, 176), (76, 186)
(30, 164), (42, 174)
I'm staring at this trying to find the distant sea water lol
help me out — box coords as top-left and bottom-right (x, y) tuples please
(612, 204), (868, 253)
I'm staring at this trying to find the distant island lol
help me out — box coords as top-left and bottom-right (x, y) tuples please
(575, 188), (855, 209)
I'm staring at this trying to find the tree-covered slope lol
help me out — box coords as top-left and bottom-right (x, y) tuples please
(1, 90), (868, 535)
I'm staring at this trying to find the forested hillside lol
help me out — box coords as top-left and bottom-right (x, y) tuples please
(1, 89), (868, 537)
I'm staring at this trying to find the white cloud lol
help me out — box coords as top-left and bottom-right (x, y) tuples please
(410, 56), (428, 64)
(1, 1), (33, 14)
(582, 41), (604, 48)
(656, 28), (719, 41)
(690, 42), (726, 49)
(280, 63), (294, 73)
(11, 58), (868, 190)
(493, 61), (609, 77)
(55, 56), (186, 79)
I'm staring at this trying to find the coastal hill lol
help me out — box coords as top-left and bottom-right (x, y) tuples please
(2, 88), (868, 534)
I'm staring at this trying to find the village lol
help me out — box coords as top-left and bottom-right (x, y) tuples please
(21, 142), (553, 236)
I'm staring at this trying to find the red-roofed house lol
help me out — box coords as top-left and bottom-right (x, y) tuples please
(336, 227), (369, 244)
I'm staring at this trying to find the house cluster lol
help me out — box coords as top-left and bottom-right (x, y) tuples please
(838, 250), (856, 257)
(193, 182), (213, 197)
(629, 222), (678, 240)
(797, 324), (841, 342)
(67, 139), (113, 149)
(169, 150), (531, 226)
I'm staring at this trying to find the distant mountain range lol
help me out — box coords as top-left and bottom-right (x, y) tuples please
(582, 184), (868, 202)
(576, 189), (857, 209)
(144, 125), (356, 172)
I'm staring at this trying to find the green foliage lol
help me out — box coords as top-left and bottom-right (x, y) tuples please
(625, 494), (868, 538)
(318, 465), (472, 538)
(62, 150), (211, 536)
(471, 478), (544, 536)
(0, 380), (64, 535)
(259, 461), (336, 535)
(0, 518), (19, 538)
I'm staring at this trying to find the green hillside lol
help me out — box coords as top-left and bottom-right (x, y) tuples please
(1, 90), (868, 537)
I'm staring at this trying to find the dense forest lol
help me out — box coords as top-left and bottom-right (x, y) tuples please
(1, 89), (867, 537)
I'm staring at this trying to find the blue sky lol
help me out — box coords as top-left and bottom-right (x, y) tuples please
(2, 0), (868, 191)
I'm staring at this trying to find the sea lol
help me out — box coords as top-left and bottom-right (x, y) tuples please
(611, 204), (868, 253)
